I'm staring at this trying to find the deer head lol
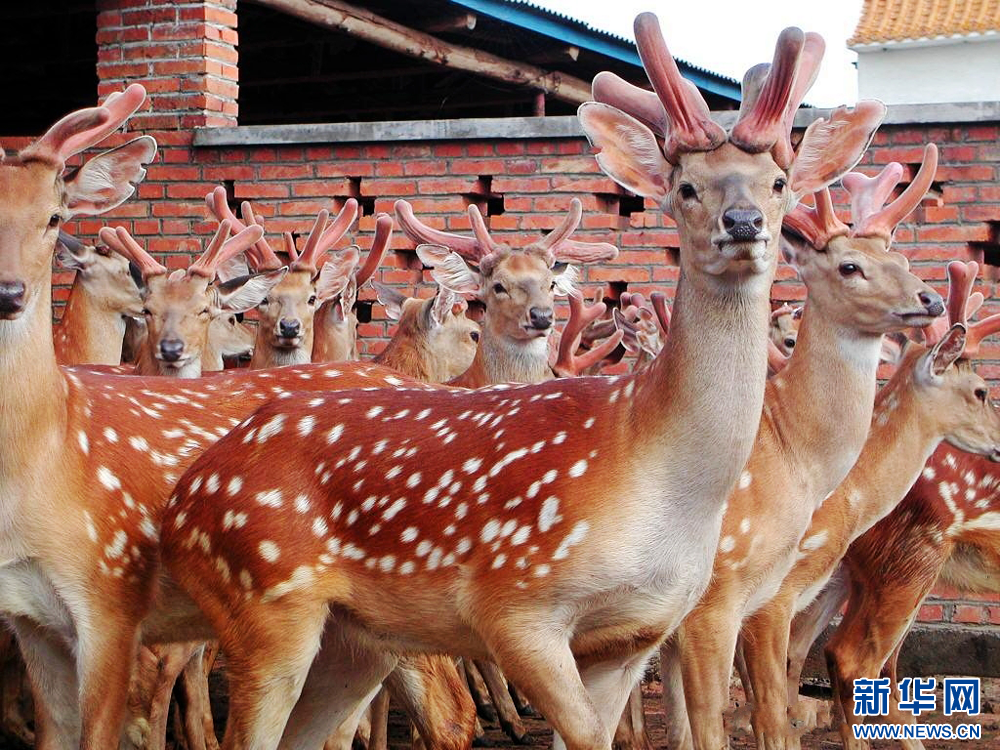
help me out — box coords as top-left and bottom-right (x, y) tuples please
(373, 281), (481, 383)
(579, 15), (885, 290)
(398, 198), (616, 354)
(55, 231), (144, 319)
(99, 222), (284, 377)
(769, 303), (801, 355)
(202, 312), (255, 371)
(779, 144), (944, 336)
(0, 85), (155, 324)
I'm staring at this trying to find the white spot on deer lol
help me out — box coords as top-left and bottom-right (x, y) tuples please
(512, 526), (531, 545)
(105, 530), (128, 560)
(83, 511), (98, 543)
(456, 537), (472, 555)
(800, 530), (829, 551)
(463, 457), (483, 474)
(738, 471), (752, 490)
(222, 510), (247, 531)
(262, 565), (315, 602)
(719, 535), (736, 553)
(401, 527), (418, 543)
(140, 517), (157, 541)
(533, 564), (551, 577)
(472, 476), (487, 493)
(379, 555), (396, 572)
(77, 430), (89, 455)
(481, 519), (502, 543)
(206, 474), (220, 495)
(259, 540), (280, 562)
(386, 465), (402, 480)
(326, 424), (344, 444)
(552, 432), (567, 445)
(97, 466), (121, 491)
(427, 547), (443, 570)
(489, 448), (528, 478)
(366, 406), (384, 419)
(347, 510), (359, 526)
(538, 497), (562, 532)
(309, 398), (325, 407)
(227, 476), (243, 496)
(312, 517), (328, 537)
(739, 518), (751, 534)
(383, 499), (407, 521)
(416, 540), (433, 557)
(372, 440), (388, 455)
(256, 489), (283, 508)
(944, 453), (957, 469)
(492, 553), (507, 569)
(400, 561), (416, 574)
(256, 414), (286, 443)
(552, 521), (589, 560)
(962, 512), (1000, 531)
(298, 415), (316, 436)
(568, 459), (588, 478)
(103, 427), (118, 443)
(214, 557), (231, 583)
(129, 435), (149, 452)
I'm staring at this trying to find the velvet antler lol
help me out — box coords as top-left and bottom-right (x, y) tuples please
(922, 260), (1000, 357)
(552, 290), (624, 377)
(782, 187), (850, 249)
(98, 226), (167, 281)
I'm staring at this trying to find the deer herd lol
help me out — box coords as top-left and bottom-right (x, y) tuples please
(0, 10), (997, 750)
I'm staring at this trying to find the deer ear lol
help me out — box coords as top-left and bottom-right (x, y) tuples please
(779, 228), (812, 269)
(578, 102), (671, 203)
(429, 287), (462, 328)
(216, 254), (251, 284)
(787, 102), (886, 200)
(63, 136), (157, 218)
(919, 323), (967, 383)
(417, 244), (482, 295)
(55, 235), (89, 271)
(215, 268), (286, 314)
(373, 281), (407, 321)
(551, 263), (578, 297)
(316, 246), (361, 303)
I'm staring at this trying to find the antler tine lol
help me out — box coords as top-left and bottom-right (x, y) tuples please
(98, 225), (167, 280)
(394, 199), (485, 261)
(533, 198), (583, 255)
(842, 162), (905, 233)
(467, 204), (504, 258)
(188, 220), (265, 279)
(730, 27), (807, 166)
(314, 198), (360, 255)
(205, 186), (281, 271)
(591, 71), (668, 138)
(292, 209), (331, 272)
(354, 213), (393, 288)
(965, 310), (1000, 357)
(852, 143), (939, 244)
(553, 291), (625, 378)
(781, 187), (850, 249)
(633, 13), (726, 161)
(923, 260), (978, 346)
(22, 83), (147, 165)
(239, 201), (284, 270)
(774, 32), (825, 167)
(650, 291), (671, 335)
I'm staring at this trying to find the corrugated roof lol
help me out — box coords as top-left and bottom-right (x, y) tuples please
(448, 0), (742, 100)
(850, 0), (1000, 45)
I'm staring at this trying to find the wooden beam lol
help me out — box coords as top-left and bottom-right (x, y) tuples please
(250, 0), (592, 105)
(422, 12), (477, 33)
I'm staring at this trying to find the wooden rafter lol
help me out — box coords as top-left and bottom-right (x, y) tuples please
(251, 0), (592, 105)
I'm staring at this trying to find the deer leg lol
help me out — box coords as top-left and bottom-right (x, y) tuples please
(8, 616), (81, 750)
(137, 642), (203, 750)
(0, 633), (34, 747)
(507, 682), (535, 717)
(484, 626), (610, 750)
(658, 637), (693, 750)
(322, 691), (378, 750)
(676, 616), (741, 750)
(743, 603), (795, 750)
(367, 687), (390, 750)
(474, 660), (528, 743)
(385, 655), (476, 750)
(173, 643), (217, 750)
(881, 644), (925, 750)
(461, 659), (497, 723)
(78, 621), (143, 750)
(275, 622), (398, 750)
(613, 683), (652, 750)
(219, 602), (329, 750)
(569, 646), (655, 750)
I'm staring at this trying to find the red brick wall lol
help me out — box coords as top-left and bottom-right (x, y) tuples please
(12, 0), (1000, 637)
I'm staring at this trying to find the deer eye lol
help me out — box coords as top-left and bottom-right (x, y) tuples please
(975, 387), (988, 403)
(492, 283), (507, 295)
(142, 308), (152, 317)
(784, 338), (796, 349)
(839, 262), (860, 277)
(773, 177), (787, 192)
(308, 295), (317, 305)
(678, 183), (697, 200)
(200, 308), (210, 316)
(470, 331), (480, 343)
(260, 298), (270, 306)
(48, 214), (60, 228)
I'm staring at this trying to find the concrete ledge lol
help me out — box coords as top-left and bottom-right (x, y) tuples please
(803, 622), (1000, 680)
(193, 101), (1000, 147)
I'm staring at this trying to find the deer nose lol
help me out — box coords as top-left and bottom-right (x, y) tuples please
(0, 281), (26, 314)
(528, 307), (553, 330)
(722, 208), (764, 242)
(159, 339), (184, 362)
(918, 290), (944, 317)
(279, 319), (301, 339)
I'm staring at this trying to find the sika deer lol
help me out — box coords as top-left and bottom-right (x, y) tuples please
(769, 303), (801, 356)
(53, 231), (144, 365)
(206, 187), (389, 366)
(159, 16), (884, 749)
(659, 143), (944, 750)
(99, 222), (284, 378)
(0, 86), (447, 750)
(371, 281), (480, 383)
(395, 196), (616, 386)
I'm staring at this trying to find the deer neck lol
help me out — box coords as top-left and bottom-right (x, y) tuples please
(632, 266), (771, 512)
(838, 376), (942, 539)
(312, 308), (357, 363)
(54, 275), (126, 365)
(474, 325), (552, 386)
(250, 336), (312, 369)
(0, 276), (69, 475)
(764, 309), (882, 498)
(200, 346), (225, 373)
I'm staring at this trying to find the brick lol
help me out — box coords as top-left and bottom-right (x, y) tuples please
(233, 182), (290, 199)
(918, 604), (945, 622)
(952, 604), (985, 625)
(259, 164), (313, 180)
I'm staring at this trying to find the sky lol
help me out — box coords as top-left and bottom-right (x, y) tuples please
(527, 0), (866, 107)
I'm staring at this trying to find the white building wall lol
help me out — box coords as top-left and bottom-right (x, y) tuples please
(856, 37), (1000, 104)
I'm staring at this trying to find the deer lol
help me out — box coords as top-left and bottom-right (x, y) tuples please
(0, 85), (475, 750)
(789, 263), (1000, 749)
(395, 196), (617, 387)
(656, 140), (945, 750)
(769, 302), (801, 356)
(205, 187), (389, 367)
(97, 222), (284, 378)
(371, 281), (480, 383)
(156, 15), (887, 749)
(52, 230), (145, 365)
